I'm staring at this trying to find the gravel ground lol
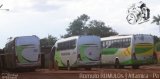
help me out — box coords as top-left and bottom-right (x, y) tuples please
(1, 65), (160, 79)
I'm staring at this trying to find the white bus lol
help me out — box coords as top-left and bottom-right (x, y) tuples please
(101, 34), (155, 69)
(4, 35), (41, 69)
(54, 35), (101, 70)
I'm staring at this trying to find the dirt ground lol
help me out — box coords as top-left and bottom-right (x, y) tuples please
(1, 65), (160, 79)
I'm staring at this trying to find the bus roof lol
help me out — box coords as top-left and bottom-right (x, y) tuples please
(101, 34), (152, 41)
(15, 35), (40, 46)
(55, 35), (99, 45)
(56, 36), (79, 44)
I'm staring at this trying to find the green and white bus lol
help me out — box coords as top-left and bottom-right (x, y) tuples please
(4, 35), (41, 69)
(101, 34), (154, 69)
(54, 35), (101, 70)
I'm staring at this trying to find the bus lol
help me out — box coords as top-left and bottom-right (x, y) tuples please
(101, 34), (155, 69)
(4, 35), (41, 70)
(54, 35), (101, 70)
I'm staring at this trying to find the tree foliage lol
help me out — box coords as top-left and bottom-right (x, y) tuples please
(64, 14), (90, 37)
(63, 14), (118, 38)
(40, 35), (57, 47)
(152, 15), (160, 32)
(152, 15), (160, 25)
(153, 35), (160, 44)
(87, 20), (118, 37)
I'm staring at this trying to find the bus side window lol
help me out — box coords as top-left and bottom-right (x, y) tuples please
(104, 41), (108, 48)
(116, 39), (120, 48)
(108, 41), (111, 48)
(123, 38), (131, 48)
(101, 41), (104, 48)
(70, 40), (73, 49)
(108, 40), (112, 48)
(67, 41), (70, 49)
(57, 43), (61, 50)
(128, 38), (131, 47)
(101, 41), (103, 48)
(109, 40), (115, 48)
(70, 40), (76, 49)
(66, 42), (69, 50)
(105, 41), (108, 48)
(113, 40), (117, 48)
(114, 40), (119, 48)
(119, 39), (122, 48)
(122, 38), (125, 48)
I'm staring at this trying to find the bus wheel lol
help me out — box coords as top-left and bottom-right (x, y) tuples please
(132, 65), (139, 69)
(67, 60), (70, 71)
(114, 58), (120, 69)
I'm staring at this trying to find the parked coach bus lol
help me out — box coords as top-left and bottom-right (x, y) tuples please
(101, 34), (155, 69)
(54, 35), (101, 70)
(4, 35), (41, 70)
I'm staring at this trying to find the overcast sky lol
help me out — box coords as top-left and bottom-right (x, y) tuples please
(0, 0), (159, 48)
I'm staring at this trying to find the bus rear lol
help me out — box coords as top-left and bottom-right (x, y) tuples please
(54, 35), (101, 70)
(15, 36), (41, 68)
(132, 34), (154, 66)
(77, 36), (101, 66)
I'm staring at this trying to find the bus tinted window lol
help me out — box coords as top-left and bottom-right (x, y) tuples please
(123, 38), (131, 48)
(57, 40), (76, 50)
(103, 38), (131, 48)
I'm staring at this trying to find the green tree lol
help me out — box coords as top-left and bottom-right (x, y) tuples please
(152, 15), (160, 32)
(87, 20), (118, 37)
(40, 35), (57, 69)
(153, 35), (160, 44)
(64, 14), (90, 37)
(40, 35), (57, 47)
(63, 14), (118, 38)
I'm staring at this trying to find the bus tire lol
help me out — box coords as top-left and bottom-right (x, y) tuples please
(67, 60), (70, 71)
(132, 65), (139, 69)
(115, 58), (120, 69)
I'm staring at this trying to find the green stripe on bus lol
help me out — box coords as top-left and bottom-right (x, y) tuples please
(135, 47), (152, 54)
(55, 51), (64, 67)
(121, 59), (154, 65)
(80, 45), (90, 61)
(101, 48), (118, 55)
(120, 59), (133, 65)
(16, 46), (27, 63)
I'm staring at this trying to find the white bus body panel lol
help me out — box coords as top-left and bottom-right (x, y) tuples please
(15, 36), (41, 66)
